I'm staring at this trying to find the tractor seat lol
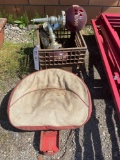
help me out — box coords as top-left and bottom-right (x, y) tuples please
(8, 69), (92, 130)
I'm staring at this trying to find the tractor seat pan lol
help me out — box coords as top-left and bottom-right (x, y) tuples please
(8, 69), (92, 130)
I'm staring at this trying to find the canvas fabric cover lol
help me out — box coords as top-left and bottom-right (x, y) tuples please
(8, 69), (92, 130)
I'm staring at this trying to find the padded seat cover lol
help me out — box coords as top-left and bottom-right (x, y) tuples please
(8, 69), (92, 130)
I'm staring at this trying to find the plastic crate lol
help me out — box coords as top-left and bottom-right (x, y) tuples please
(37, 26), (87, 72)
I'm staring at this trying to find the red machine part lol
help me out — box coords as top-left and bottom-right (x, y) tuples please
(65, 5), (87, 32)
(91, 14), (120, 119)
(40, 131), (59, 154)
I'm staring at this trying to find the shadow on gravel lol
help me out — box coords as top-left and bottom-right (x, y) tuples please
(74, 35), (120, 160)
(17, 47), (35, 79)
(33, 131), (41, 153)
(0, 89), (22, 132)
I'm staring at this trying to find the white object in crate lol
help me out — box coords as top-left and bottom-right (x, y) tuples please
(33, 45), (39, 70)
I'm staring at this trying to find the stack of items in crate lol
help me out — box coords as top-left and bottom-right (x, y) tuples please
(32, 5), (87, 72)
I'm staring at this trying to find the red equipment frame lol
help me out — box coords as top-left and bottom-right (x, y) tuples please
(91, 14), (120, 119)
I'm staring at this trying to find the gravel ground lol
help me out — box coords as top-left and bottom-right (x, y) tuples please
(4, 23), (36, 44)
(0, 25), (120, 160)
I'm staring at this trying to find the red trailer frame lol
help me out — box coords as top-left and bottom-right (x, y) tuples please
(91, 14), (120, 119)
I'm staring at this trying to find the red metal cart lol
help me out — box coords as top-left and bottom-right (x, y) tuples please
(92, 13), (120, 119)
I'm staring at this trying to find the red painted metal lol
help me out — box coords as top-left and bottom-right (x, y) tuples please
(40, 131), (59, 154)
(91, 14), (120, 119)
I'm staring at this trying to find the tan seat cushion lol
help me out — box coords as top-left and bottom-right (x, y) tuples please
(8, 69), (92, 130)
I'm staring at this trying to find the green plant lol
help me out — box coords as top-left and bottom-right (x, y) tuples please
(34, 11), (40, 18)
(7, 13), (17, 24)
(0, 12), (2, 18)
(14, 13), (29, 28)
(0, 10), (18, 24)
(0, 10), (8, 19)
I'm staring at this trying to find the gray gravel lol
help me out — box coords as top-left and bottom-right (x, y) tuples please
(4, 23), (35, 43)
(0, 26), (120, 160)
